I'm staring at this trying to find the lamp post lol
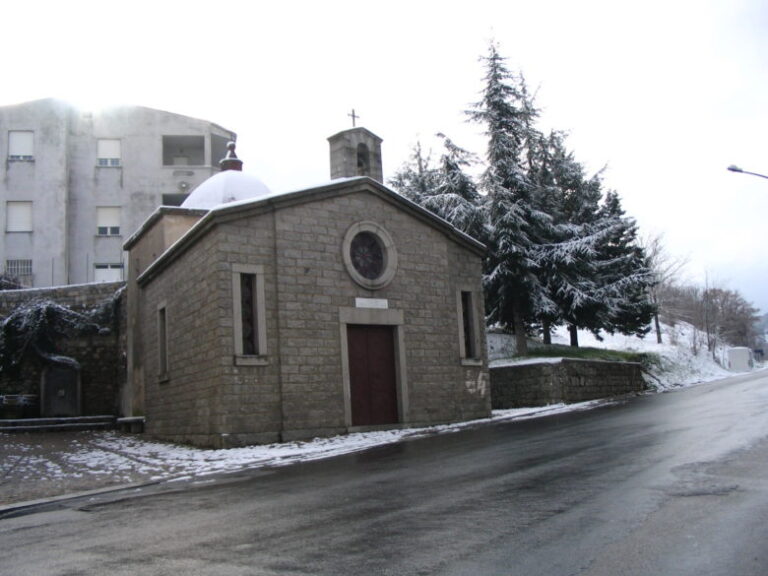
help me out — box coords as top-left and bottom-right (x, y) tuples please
(727, 165), (768, 180)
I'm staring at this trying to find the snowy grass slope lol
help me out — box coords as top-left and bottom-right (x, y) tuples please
(492, 321), (739, 390)
(551, 322), (743, 389)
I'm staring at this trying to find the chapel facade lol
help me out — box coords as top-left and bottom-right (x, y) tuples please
(123, 128), (490, 448)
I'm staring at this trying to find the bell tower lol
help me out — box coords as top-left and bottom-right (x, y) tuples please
(328, 123), (383, 183)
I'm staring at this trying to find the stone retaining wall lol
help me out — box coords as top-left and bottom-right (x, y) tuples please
(490, 358), (646, 408)
(0, 282), (124, 317)
(0, 282), (126, 417)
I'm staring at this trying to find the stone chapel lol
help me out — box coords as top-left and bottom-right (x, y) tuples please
(123, 127), (490, 448)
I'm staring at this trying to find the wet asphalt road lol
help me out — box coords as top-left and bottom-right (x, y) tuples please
(3, 371), (768, 575)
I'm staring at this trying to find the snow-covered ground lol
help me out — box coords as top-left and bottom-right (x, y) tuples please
(1, 321), (755, 505)
(63, 404), (603, 482)
(551, 322), (742, 389)
(1, 403), (602, 505)
(490, 321), (740, 390)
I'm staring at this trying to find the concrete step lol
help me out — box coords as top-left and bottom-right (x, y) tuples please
(0, 415), (116, 433)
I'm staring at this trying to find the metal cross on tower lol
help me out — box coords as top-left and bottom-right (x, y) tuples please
(348, 109), (359, 127)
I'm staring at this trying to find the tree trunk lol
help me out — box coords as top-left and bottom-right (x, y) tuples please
(542, 319), (552, 346)
(513, 300), (528, 356)
(568, 324), (579, 347)
(654, 312), (663, 344)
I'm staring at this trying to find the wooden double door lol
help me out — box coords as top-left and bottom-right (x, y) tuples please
(347, 325), (399, 426)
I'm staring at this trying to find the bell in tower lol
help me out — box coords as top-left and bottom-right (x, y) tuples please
(328, 119), (383, 183)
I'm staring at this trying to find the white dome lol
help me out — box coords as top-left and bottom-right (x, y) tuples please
(181, 170), (272, 210)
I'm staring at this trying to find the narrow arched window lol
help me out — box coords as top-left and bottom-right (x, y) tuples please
(356, 143), (370, 176)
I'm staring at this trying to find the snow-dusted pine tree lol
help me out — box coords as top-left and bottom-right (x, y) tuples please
(390, 135), (485, 240)
(468, 42), (551, 354)
(527, 131), (599, 344)
(417, 133), (486, 241)
(525, 129), (655, 347)
(392, 43), (656, 353)
(588, 191), (655, 344)
(388, 142), (440, 204)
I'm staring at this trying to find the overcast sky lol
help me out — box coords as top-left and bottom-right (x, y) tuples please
(3, 0), (767, 312)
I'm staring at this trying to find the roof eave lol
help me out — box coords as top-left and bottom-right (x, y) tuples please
(137, 176), (486, 287)
(123, 206), (208, 251)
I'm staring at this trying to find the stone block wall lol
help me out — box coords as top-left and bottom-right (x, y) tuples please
(490, 358), (646, 409)
(135, 181), (490, 448)
(490, 362), (560, 408)
(139, 223), (285, 448)
(0, 282), (125, 416)
(0, 282), (124, 317)
(271, 189), (490, 435)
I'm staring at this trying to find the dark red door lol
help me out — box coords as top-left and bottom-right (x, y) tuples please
(348, 325), (398, 426)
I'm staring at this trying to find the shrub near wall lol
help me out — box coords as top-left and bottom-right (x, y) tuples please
(0, 282), (126, 417)
(490, 358), (646, 409)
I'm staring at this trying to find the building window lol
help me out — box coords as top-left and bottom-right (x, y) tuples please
(8, 131), (34, 161)
(6, 201), (32, 232)
(458, 290), (481, 363)
(96, 207), (121, 236)
(240, 274), (258, 355)
(232, 264), (267, 365)
(94, 263), (123, 282)
(162, 135), (205, 166)
(342, 221), (398, 290)
(97, 139), (121, 167)
(356, 143), (370, 175)
(157, 304), (168, 379)
(5, 259), (33, 285)
(350, 232), (384, 280)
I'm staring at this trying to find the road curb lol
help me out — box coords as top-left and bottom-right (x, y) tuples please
(0, 480), (163, 520)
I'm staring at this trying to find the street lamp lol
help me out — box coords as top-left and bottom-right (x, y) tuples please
(727, 165), (768, 180)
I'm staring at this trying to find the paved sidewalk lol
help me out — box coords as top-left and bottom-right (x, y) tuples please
(0, 431), (169, 507)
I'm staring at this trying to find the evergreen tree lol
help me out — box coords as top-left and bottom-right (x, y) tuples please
(589, 191), (655, 343)
(389, 142), (439, 204)
(528, 131), (607, 345)
(393, 43), (657, 352)
(468, 42), (549, 354)
(526, 131), (654, 347)
(420, 134), (486, 241)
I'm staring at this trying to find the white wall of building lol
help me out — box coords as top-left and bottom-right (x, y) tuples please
(0, 99), (235, 287)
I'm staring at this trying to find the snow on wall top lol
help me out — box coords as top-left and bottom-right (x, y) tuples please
(180, 170), (272, 210)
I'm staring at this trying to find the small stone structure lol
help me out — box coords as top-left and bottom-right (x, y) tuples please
(123, 132), (491, 448)
(490, 358), (646, 409)
(0, 282), (125, 417)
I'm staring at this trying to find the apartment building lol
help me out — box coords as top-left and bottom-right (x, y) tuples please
(0, 98), (235, 286)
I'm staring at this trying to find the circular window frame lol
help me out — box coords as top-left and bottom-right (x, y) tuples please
(342, 221), (398, 290)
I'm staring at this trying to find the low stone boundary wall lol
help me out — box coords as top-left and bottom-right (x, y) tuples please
(0, 282), (124, 317)
(490, 358), (646, 408)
